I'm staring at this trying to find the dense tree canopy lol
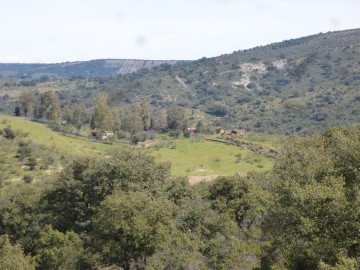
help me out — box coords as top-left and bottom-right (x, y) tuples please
(263, 126), (360, 269)
(0, 123), (359, 269)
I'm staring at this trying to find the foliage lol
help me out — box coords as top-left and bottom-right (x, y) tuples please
(0, 235), (35, 270)
(167, 107), (189, 131)
(37, 90), (61, 122)
(63, 103), (88, 132)
(2, 30), (360, 135)
(35, 225), (84, 270)
(43, 149), (171, 232)
(91, 92), (113, 130)
(263, 126), (360, 269)
(0, 115), (122, 156)
(3, 127), (15, 139)
(208, 174), (271, 233)
(92, 191), (175, 269)
(0, 119), (359, 269)
(19, 90), (35, 117)
(0, 183), (43, 254)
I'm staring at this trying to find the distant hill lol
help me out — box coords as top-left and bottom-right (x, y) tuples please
(95, 28), (360, 134)
(0, 59), (185, 78)
(1, 28), (360, 135)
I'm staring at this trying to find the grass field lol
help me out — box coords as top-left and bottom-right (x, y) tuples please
(0, 115), (124, 156)
(151, 137), (274, 176)
(0, 115), (276, 179)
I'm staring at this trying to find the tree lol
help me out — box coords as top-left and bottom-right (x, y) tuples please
(43, 149), (172, 233)
(167, 107), (189, 131)
(208, 174), (270, 232)
(140, 101), (151, 131)
(263, 126), (360, 269)
(150, 108), (167, 132)
(207, 103), (228, 117)
(35, 225), (84, 270)
(0, 235), (35, 270)
(14, 105), (21, 116)
(19, 90), (35, 117)
(121, 104), (143, 133)
(64, 103), (88, 133)
(91, 92), (113, 130)
(0, 184), (43, 254)
(37, 90), (61, 122)
(92, 191), (175, 269)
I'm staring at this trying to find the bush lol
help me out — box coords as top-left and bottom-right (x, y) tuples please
(3, 128), (15, 139)
(183, 130), (191, 138)
(207, 103), (229, 117)
(169, 130), (181, 138)
(23, 174), (33, 184)
(28, 157), (37, 170)
(130, 132), (148, 145)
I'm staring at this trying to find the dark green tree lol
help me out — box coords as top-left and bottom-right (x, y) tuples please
(263, 126), (360, 269)
(91, 92), (113, 130)
(37, 90), (61, 122)
(64, 103), (88, 133)
(0, 235), (35, 270)
(92, 191), (175, 269)
(19, 90), (35, 117)
(167, 107), (189, 131)
(35, 225), (84, 270)
(43, 150), (171, 233)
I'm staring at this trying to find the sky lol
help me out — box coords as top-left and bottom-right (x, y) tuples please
(0, 0), (359, 63)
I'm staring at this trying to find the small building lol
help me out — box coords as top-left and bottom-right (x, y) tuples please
(187, 127), (197, 134)
(92, 130), (114, 140)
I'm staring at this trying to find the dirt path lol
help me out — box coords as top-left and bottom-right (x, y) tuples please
(188, 173), (247, 185)
(188, 175), (218, 185)
(175, 75), (189, 90)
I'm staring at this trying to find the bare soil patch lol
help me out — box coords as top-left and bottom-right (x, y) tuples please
(188, 172), (247, 185)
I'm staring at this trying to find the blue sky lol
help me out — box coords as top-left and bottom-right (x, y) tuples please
(0, 0), (359, 63)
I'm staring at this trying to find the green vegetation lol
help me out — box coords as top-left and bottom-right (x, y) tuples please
(0, 28), (360, 269)
(152, 137), (273, 176)
(0, 125), (359, 269)
(0, 115), (122, 156)
(1, 30), (360, 136)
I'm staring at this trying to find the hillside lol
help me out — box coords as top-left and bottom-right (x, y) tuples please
(99, 28), (360, 135)
(0, 59), (184, 78)
(1, 28), (360, 135)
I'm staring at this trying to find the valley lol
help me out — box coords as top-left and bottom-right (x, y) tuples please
(0, 28), (359, 270)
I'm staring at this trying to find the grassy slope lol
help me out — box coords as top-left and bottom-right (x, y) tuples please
(152, 138), (273, 176)
(0, 115), (123, 156)
(0, 115), (275, 177)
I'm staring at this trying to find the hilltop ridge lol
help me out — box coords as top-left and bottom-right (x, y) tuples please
(0, 59), (185, 78)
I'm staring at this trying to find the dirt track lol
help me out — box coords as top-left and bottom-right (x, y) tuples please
(188, 173), (247, 185)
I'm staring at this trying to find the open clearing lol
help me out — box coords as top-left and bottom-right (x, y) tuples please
(0, 115), (275, 179)
(152, 138), (274, 176)
(0, 115), (124, 156)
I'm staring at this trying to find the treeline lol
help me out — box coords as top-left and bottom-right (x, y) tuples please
(0, 125), (359, 269)
(15, 90), (192, 140)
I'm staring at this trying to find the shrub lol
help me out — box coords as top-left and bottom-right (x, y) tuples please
(23, 174), (33, 184)
(28, 157), (37, 170)
(3, 128), (15, 139)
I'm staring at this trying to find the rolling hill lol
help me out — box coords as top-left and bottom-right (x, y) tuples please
(0, 59), (185, 78)
(99, 28), (360, 134)
(1, 28), (360, 135)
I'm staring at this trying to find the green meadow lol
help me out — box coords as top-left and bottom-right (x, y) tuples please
(0, 115), (123, 156)
(151, 138), (274, 176)
(0, 115), (275, 178)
